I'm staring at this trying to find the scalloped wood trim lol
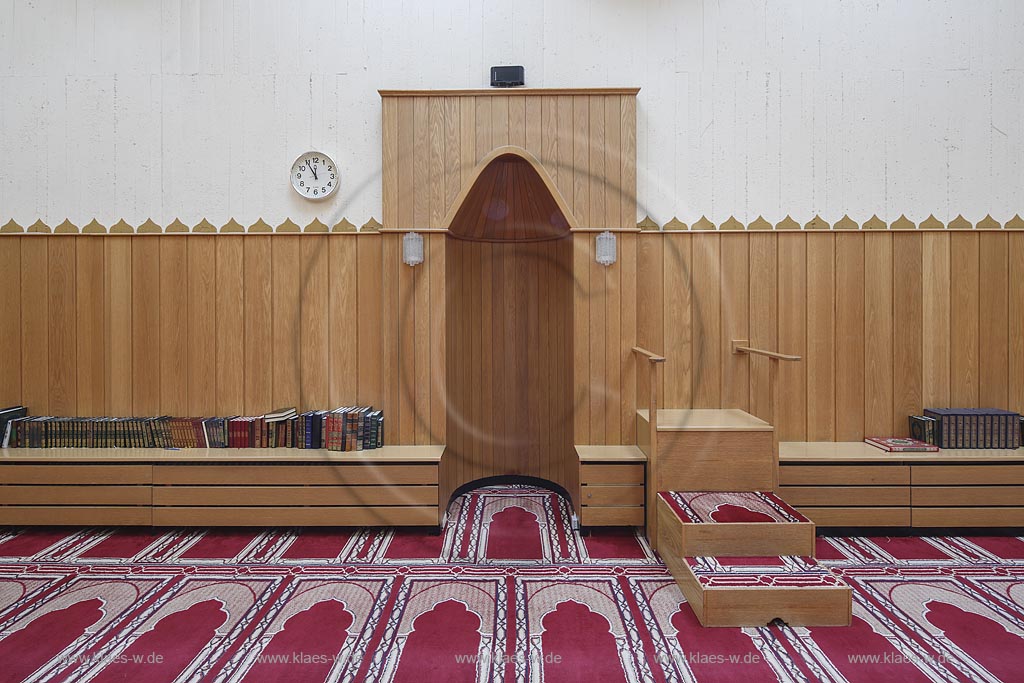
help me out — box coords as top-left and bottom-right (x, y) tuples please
(692, 216), (715, 231)
(333, 218), (357, 233)
(28, 219), (51, 233)
(249, 219), (272, 234)
(1006, 214), (1024, 229)
(890, 215), (915, 230)
(976, 214), (1001, 230)
(221, 219), (244, 233)
(276, 219), (300, 233)
(305, 218), (328, 233)
(637, 215), (660, 231)
(775, 216), (800, 231)
(113, 219), (138, 234)
(748, 216), (772, 231)
(193, 218), (217, 233)
(834, 215), (860, 230)
(361, 218), (383, 233)
(82, 219), (106, 234)
(663, 217), (687, 231)
(720, 216), (744, 231)
(164, 218), (188, 233)
(920, 214), (945, 230)
(948, 214), (973, 230)
(53, 219), (79, 234)
(0, 219), (24, 234)
(805, 215), (830, 230)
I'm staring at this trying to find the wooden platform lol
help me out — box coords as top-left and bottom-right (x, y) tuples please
(0, 446), (444, 527)
(779, 442), (1024, 527)
(577, 445), (646, 527)
(657, 492), (815, 558)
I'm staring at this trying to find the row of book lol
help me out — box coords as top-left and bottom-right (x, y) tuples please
(910, 409), (1022, 449)
(1, 406), (385, 451)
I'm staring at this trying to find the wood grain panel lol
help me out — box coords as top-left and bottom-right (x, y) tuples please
(663, 233), (691, 409)
(0, 485), (150, 505)
(921, 232), (951, 406)
(912, 507), (1024, 527)
(573, 234), (591, 443)
(153, 464), (438, 486)
(1012, 232), (1024, 414)
(864, 232), (893, 436)
(215, 237), (244, 414)
(153, 485), (438, 507)
(892, 232), (923, 435)
(780, 464), (910, 486)
(748, 232), (776, 423)
(949, 231), (979, 406)
(978, 232), (1009, 408)
(243, 236), (272, 414)
(0, 238), (20, 408)
(0, 507), (152, 526)
(47, 238), (76, 415)
(795, 506), (910, 527)
(414, 241), (430, 443)
(356, 234), (383, 407)
(720, 234), (749, 410)
(776, 233), (806, 440)
(581, 484), (644, 506)
(580, 507), (645, 526)
(834, 233), (864, 440)
(912, 486), (1024, 507)
(158, 237), (187, 414)
(152, 506), (438, 527)
(805, 234), (835, 440)
(187, 237), (217, 414)
(428, 234), (446, 443)
(329, 236), (359, 408)
(21, 238), (48, 414)
(912, 465), (1024, 485)
(637, 232), (664, 406)
(620, 233), (638, 443)
(105, 237), (132, 415)
(691, 233), (722, 408)
(272, 236), (301, 409)
(75, 237), (104, 415)
(131, 237), (160, 415)
(298, 236), (329, 411)
(778, 486), (909, 507)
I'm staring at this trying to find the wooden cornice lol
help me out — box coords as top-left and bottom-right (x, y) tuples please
(379, 87), (640, 98)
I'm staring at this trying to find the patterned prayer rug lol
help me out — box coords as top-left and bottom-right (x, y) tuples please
(0, 485), (1021, 682)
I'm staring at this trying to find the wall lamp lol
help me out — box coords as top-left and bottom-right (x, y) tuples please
(403, 231), (424, 266)
(595, 230), (617, 266)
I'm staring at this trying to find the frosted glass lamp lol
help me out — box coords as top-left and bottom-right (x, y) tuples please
(403, 231), (424, 266)
(595, 230), (617, 266)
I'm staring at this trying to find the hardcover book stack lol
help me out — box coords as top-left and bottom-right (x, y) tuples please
(2, 406), (385, 451)
(909, 409), (1022, 449)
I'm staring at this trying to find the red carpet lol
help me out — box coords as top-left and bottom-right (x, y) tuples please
(0, 485), (1022, 681)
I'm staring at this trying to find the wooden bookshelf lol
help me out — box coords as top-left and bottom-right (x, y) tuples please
(0, 446), (444, 527)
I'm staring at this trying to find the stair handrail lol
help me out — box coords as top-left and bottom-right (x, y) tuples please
(632, 346), (665, 537)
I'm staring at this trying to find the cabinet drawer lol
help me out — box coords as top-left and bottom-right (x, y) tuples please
(911, 465), (1024, 486)
(779, 486), (909, 507)
(795, 507), (910, 527)
(580, 464), (644, 486)
(580, 506), (645, 527)
(153, 465), (438, 486)
(581, 485), (644, 507)
(780, 465), (909, 486)
(912, 486), (1024, 507)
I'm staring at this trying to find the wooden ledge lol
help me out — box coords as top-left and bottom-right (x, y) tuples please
(576, 445), (647, 463)
(0, 445), (445, 464)
(780, 442), (1024, 463)
(379, 87), (640, 98)
(638, 409), (772, 432)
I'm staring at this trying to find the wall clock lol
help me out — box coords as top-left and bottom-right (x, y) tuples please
(290, 151), (339, 200)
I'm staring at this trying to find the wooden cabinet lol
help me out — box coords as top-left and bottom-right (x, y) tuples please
(577, 446), (646, 527)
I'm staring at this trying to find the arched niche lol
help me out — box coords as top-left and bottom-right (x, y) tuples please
(443, 146), (577, 507)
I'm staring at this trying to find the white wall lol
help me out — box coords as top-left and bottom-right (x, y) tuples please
(1, 0), (1022, 229)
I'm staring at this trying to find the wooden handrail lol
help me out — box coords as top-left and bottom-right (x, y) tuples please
(731, 341), (800, 362)
(632, 346), (666, 363)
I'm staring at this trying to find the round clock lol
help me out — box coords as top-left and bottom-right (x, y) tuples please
(290, 151), (339, 200)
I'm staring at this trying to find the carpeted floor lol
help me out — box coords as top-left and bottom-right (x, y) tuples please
(0, 484), (1022, 682)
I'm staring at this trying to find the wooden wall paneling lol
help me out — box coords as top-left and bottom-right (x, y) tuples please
(428, 97), (445, 228)
(748, 232), (777, 423)
(187, 237), (217, 415)
(620, 233), (638, 443)
(474, 97), (492, 165)
(271, 236), (301, 410)
(214, 236), (244, 415)
(479, 242), (494, 468)
(540, 97), (559, 191)
(507, 240), (523, 467)
(805, 234), (836, 440)
(299, 236), (329, 411)
(978, 232), (1009, 408)
(157, 237), (187, 414)
(508, 94), (526, 148)
(589, 236), (607, 443)
(588, 95), (606, 230)
(572, 96), (590, 228)
(663, 232), (692, 409)
(525, 241), (541, 475)
(892, 232), (923, 434)
(21, 237), (49, 414)
(604, 96), (623, 228)
(0, 238), (21, 408)
(382, 96), (399, 228)
(620, 96), (637, 228)
(776, 233), (807, 440)
(1011, 233), (1024, 414)
(691, 233), (722, 408)
(443, 239), (461, 498)
(637, 232), (664, 408)
(412, 96), (430, 229)
(428, 234), (446, 443)
(397, 234), (416, 443)
(949, 232), (980, 406)
(443, 97), (461, 220)
(105, 237), (132, 415)
(605, 240), (623, 444)
(77, 237), (107, 413)
(243, 237), (272, 414)
(921, 232), (951, 407)
(489, 242), (504, 469)
(356, 234), (383, 409)
(834, 233), (865, 440)
(491, 96), (510, 148)
(573, 234), (591, 443)
(377, 235), (399, 430)
(525, 96), (542, 168)
(397, 98), (416, 228)
(720, 233), (750, 410)
(414, 240), (431, 443)
(47, 238), (77, 416)
(555, 96), (575, 217)
(131, 237), (161, 415)
(864, 232), (894, 435)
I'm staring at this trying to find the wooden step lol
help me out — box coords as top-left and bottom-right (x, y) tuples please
(657, 490), (815, 557)
(664, 554), (851, 627)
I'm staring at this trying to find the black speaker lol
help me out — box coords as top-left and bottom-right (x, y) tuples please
(490, 65), (525, 88)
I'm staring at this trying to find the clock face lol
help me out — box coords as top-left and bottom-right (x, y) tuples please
(290, 151), (338, 200)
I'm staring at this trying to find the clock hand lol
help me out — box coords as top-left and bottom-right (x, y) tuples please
(307, 160), (318, 181)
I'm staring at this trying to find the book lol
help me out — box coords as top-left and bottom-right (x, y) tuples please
(923, 408), (1022, 449)
(865, 437), (939, 453)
